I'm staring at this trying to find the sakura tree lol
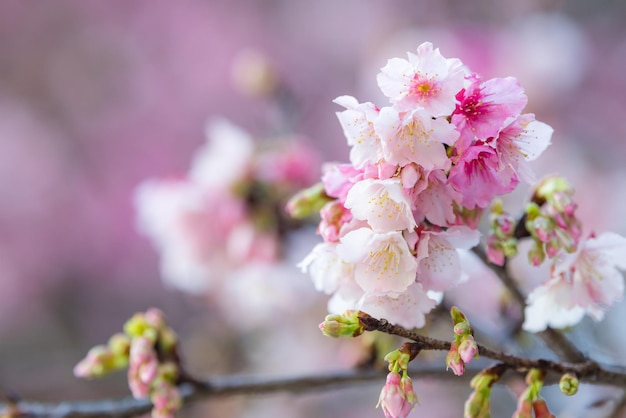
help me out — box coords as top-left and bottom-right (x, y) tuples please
(6, 41), (626, 418)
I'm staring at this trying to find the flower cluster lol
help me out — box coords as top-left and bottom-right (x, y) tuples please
(136, 118), (319, 294)
(378, 346), (419, 418)
(75, 309), (182, 418)
(300, 42), (552, 328)
(490, 177), (626, 332)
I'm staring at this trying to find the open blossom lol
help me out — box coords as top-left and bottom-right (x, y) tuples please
(377, 41), (465, 116)
(452, 74), (527, 149)
(416, 226), (481, 292)
(411, 168), (461, 227)
(523, 232), (626, 332)
(360, 282), (436, 329)
(338, 228), (417, 296)
(345, 178), (416, 232)
(334, 95), (382, 168)
(375, 106), (458, 170)
(494, 113), (553, 184)
(448, 143), (519, 209)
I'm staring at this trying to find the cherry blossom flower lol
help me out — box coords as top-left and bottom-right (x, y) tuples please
(338, 228), (417, 296)
(523, 232), (626, 332)
(416, 226), (481, 292)
(377, 41), (465, 116)
(344, 178), (416, 232)
(360, 282), (436, 329)
(452, 74), (527, 149)
(493, 113), (553, 184)
(411, 169), (462, 227)
(448, 143), (519, 209)
(334, 95), (382, 168)
(375, 106), (459, 169)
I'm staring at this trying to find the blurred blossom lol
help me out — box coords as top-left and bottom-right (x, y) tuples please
(135, 118), (320, 320)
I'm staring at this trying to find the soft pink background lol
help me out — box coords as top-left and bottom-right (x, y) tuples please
(1, 1), (625, 417)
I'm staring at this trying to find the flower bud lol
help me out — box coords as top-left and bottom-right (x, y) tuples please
(458, 336), (478, 364)
(464, 387), (491, 418)
(559, 373), (579, 396)
(532, 399), (555, 418)
(377, 372), (416, 418)
(318, 310), (363, 338)
(285, 182), (331, 219)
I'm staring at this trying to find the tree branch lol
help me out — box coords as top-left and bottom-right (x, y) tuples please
(1, 366), (470, 418)
(358, 315), (626, 387)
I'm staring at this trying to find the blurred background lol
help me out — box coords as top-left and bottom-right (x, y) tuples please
(2, 1), (626, 417)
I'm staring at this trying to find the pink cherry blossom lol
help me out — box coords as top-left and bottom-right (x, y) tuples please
(359, 282), (436, 329)
(452, 74), (527, 149)
(321, 163), (364, 201)
(492, 113), (553, 184)
(448, 143), (518, 209)
(344, 178), (416, 232)
(334, 95), (383, 168)
(412, 169), (462, 227)
(375, 106), (458, 170)
(338, 228), (417, 296)
(377, 41), (465, 116)
(523, 232), (626, 332)
(416, 226), (481, 292)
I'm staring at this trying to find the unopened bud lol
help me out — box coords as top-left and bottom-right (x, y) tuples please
(533, 399), (555, 418)
(458, 336), (478, 363)
(559, 373), (579, 396)
(318, 310), (363, 338)
(285, 182), (331, 219)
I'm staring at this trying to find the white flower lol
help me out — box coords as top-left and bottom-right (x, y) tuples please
(338, 228), (417, 296)
(344, 178), (416, 232)
(523, 232), (626, 332)
(377, 42), (465, 116)
(188, 118), (254, 188)
(375, 106), (458, 170)
(334, 95), (382, 168)
(359, 282), (437, 329)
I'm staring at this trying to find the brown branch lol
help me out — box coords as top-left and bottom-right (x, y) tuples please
(471, 245), (587, 363)
(358, 315), (626, 387)
(1, 366), (471, 418)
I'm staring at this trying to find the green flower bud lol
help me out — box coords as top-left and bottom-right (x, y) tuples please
(318, 310), (363, 338)
(285, 182), (331, 219)
(559, 373), (579, 396)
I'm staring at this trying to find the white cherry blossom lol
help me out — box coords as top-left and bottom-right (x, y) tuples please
(377, 41), (465, 116)
(344, 178), (416, 232)
(523, 232), (626, 332)
(334, 95), (382, 168)
(338, 228), (417, 296)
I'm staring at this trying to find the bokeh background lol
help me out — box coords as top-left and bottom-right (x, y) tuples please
(2, 1), (626, 417)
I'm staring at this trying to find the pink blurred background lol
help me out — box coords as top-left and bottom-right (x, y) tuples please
(2, 1), (626, 417)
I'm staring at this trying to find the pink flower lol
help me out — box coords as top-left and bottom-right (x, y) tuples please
(334, 95), (383, 168)
(338, 228), (417, 296)
(493, 113), (553, 184)
(448, 143), (518, 209)
(344, 178), (416, 232)
(452, 74), (527, 148)
(377, 42), (465, 116)
(416, 226), (481, 293)
(377, 372), (418, 418)
(411, 169), (461, 227)
(458, 335), (478, 363)
(523, 232), (626, 332)
(299, 242), (355, 295)
(375, 106), (458, 170)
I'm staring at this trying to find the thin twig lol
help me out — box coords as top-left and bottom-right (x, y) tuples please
(358, 315), (626, 387)
(1, 366), (470, 418)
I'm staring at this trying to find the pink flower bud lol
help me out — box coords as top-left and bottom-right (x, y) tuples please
(377, 372), (416, 418)
(458, 336), (478, 363)
(531, 399), (555, 418)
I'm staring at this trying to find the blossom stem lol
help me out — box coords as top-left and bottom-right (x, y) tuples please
(358, 314), (626, 387)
